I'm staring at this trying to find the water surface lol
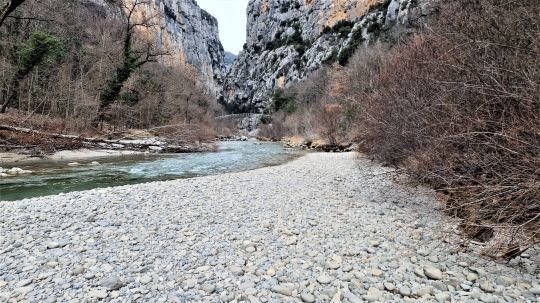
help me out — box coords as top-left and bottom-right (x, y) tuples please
(0, 141), (302, 201)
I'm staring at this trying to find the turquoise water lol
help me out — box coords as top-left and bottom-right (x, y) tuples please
(0, 141), (302, 201)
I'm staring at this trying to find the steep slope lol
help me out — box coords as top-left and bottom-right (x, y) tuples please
(89, 0), (225, 96)
(223, 0), (436, 113)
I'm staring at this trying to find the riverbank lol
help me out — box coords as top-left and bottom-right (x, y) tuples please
(0, 153), (538, 302)
(258, 136), (356, 152)
(0, 124), (217, 165)
(0, 149), (144, 165)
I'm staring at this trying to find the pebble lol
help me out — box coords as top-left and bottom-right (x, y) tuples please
(362, 287), (382, 302)
(46, 242), (59, 249)
(435, 292), (450, 302)
(100, 275), (124, 290)
(201, 283), (216, 294)
(229, 266), (244, 276)
(270, 284), (293, 296)
(16, 279), (32, 287)
(342, 264), (353, 272)
(371, 268), (384, 277)
(467, 272), (479, 281)
(88, 288), (108, 299)
(300, 292), (315, 303)
(317, 274), (333, 284)
(479, 294), (498, 303)
(424, 266), (443, 280)
(139, 275), (152, 284)
(399, 286), (411, 296)
(384, 282), (395, 291)
(72, 265), (85, 275)
(496, 276), (514, 287)
(266, 268), (276, 277)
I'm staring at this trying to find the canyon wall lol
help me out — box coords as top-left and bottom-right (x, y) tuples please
(223, 0), (436, 112)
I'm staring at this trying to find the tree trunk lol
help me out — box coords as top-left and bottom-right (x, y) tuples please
(0, 0), (26, 28)
(0, 77), (20, 113)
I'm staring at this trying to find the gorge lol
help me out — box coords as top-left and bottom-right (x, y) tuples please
(0, 0), (539, 302)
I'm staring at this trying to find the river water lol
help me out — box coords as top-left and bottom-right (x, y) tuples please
(0, 141), (303, 201)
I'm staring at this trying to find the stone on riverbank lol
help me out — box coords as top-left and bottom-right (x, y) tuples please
(0, 153), (537, 302)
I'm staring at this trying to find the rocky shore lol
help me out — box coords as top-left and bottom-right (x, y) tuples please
(0, 153), (538, 302)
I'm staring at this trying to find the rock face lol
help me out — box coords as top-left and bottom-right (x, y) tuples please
(87, 0), (225, 96)
(223, 0), (436, 113)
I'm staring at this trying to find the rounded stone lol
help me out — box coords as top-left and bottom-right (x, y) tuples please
(300, 292), (315, 303)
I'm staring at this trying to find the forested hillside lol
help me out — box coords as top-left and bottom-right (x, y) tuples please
(0, 0), (221, 142)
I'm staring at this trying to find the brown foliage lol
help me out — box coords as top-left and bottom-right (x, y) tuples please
(259, 68), (356, 144)
(344, 0), (540, 257)
(0, 129), (83, 154)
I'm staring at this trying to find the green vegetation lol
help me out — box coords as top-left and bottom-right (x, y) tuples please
(1, 31), (65, 113)
(337, 28), (364, 66)
(318, 19), (364, 66)
(367, 0), (393, 14)
(272, 88), (296, 114)
(163, 4), (177, 20)
(265, 23), (311, 57)
(321, 20), (355, 37)
(0, 0), (216, 136)
(96, 1), (168, 126)
(279, 1), (301, 13)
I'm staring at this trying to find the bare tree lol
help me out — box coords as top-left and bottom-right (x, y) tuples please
(95, 0), (170, 126)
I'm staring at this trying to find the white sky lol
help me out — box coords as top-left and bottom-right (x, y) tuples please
(196, 0), (251, 54)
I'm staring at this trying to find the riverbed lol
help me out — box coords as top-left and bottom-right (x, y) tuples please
(0, 152), (537, 302)
(0, 141), (302, 201)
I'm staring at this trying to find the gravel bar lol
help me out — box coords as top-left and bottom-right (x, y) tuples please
(0, 152), (538, 302)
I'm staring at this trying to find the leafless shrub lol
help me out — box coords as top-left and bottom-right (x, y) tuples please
(214, 119), (240, 138)
(345, 0), (539, 257)
(315, 103), (343, 145)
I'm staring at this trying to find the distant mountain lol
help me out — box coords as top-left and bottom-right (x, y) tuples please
(223, 51), (237, 72)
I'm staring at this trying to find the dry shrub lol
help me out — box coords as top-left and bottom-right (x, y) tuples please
(258, 113), (292, 139)
(272, 0), (539, 256)
(316, 104), (343, 145)
(214, 119), (240, 138)
(152, 124), (215, 143)
(346, 0), (539, 257)
(263, 68), (357, 144)
(0, 130), (84, 154)
(0, 110), (99, 135)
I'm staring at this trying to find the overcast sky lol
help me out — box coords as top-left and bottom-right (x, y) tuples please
(196, 0), (250, 54)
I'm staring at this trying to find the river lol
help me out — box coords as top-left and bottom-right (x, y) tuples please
(0, 141), (302, 201)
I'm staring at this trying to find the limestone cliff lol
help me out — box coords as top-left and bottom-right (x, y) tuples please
(88, 0), (225, 96)
(223, 0), (436, 112)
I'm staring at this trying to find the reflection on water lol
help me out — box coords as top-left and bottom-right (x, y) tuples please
(0, 141), (302, 201)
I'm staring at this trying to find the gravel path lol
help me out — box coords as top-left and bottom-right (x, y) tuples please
(0, 152), (538, 303)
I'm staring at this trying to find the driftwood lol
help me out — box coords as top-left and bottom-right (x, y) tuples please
(0, 124), (215, 153)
